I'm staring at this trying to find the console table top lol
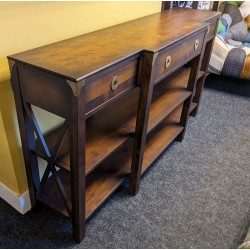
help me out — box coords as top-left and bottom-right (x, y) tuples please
(8, 9), (218, 82)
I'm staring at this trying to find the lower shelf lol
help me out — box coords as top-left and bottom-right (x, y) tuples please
(198, 70), (205, 80)
(189, 102), (197, 114)
(37, 106), (184, 220)
(142, 121), (183, 174)
(37, 141), (131, 219)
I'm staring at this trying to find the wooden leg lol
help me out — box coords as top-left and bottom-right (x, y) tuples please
(9, 61), (40, 207)
(129, 52), (157, 195)
(192, 35), (217, 117)
(190, 75), (206, 117)
(189, 106), (198, 118)
(176, 96), (192, 142)
(177, 54), (202, 142)
(69, 90), (86, 242)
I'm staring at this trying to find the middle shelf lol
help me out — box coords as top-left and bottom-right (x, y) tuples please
(34, 66), (193, 176)
(37, 103), (184, 220)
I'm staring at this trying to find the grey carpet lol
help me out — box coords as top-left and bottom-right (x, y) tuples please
(0, 74), (250, 249)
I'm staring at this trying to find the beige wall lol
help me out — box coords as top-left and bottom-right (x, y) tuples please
(0, 1), (161, 195)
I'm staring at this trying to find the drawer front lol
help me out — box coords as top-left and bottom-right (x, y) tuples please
(206, 19), (218, 40)
(154, 30), (206, 82)
(18, 63), (73, 119)
(85, 58), (138, 114)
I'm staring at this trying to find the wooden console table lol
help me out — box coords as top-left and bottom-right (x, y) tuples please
(8, 9), (220, 242)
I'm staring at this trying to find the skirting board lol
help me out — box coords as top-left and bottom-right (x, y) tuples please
(0, 182), (31, 214)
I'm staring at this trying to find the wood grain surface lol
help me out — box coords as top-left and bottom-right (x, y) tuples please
(8, 9), (213, 82)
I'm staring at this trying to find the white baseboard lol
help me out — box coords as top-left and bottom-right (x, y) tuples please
(0, 182), (31, 214)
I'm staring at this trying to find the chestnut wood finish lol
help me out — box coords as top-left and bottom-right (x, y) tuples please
(10, 64), (40, 208)
(160, 5), (221, 118)
(129, 52), (157, 195)
(34, 67), (192, 175)
(206, 19), (218, 41)
(154, 30), (204, 83)
(36, 106), (184, 220)
(8, 10), (208, 82)
(8, 9), (218, 242)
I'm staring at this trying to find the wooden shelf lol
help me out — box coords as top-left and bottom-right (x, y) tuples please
(189, 102), (198, 114)
(34, 89), (138, 175)
(198, 70), (205, 80)
(37, 106), (184, 220)
(35, 66), (192, 175)
(142, 108), (183, 174)
(37, 140), (132, 219)
(148, 67), (191, 133)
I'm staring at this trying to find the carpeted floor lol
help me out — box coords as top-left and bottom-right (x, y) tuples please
(0, 74), (250, 248)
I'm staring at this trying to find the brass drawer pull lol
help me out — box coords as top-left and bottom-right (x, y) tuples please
(111, 76), (120, 90)
(194, 40), (199, 50)
(207, 25), (210, 34)
(165, 56), (171, 69)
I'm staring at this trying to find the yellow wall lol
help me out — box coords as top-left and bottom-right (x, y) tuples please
(0, 2), (161, 195)
(0, 112), (19, 193)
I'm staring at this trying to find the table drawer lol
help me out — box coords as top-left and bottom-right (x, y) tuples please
(154, 30), (206, 82)
(85, 57), (138, 114)
(206, 18), (218, 40)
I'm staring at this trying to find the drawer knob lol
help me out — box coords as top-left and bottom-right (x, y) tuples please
(194, 40), (199, 50)
(111, 76), (120, 90)
(165, 56), (171, 69)
(207, 25), (210, 34)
